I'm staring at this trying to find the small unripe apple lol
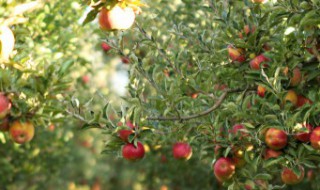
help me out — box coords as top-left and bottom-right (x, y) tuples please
(172, 142), (192, 160)
(284, 90), (298, 106)
(227, 45), (246, 63)
(294, 123), (313, 142)
(213, 157), (236, 182)
(0, 117), (9, 131)
(118, 129), (134, 142)
(122, 141), (145, 161)
(310, 127), (320, 149)
(289, 67), (302, 86)
(265, 128), (287, 150)
(99, 6), (135, 31)
(101, 42), (111, 52)
(0, 93), (11, 119)
(9, 120), (35, 144)
(281, 166), (305, 185)
(249, 54), (270, 70)
(257, 85), (266, 97)
(297, 95), (313, 108)
(263, 148), (282, 160)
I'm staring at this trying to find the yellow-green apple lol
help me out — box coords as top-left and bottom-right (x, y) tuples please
(249, 54), (270, 70)
(281, 166), (305, 185)
(0, 117), (9, 131)
(294, 123), (313, 142)
(0, 93), (11, 119)
(213, 157), (236, 182)
(265, 128), (287, 150)
(172, 142), (192, 160)
(118, 129), (134, 142)
(122, 141), (145, 161)
(101, 42), (111, 52)
(297, 95), (313, 108)
(9, 120), (35, 144)
(310, 127), (320, 149)
(289, 67), (302, 86)
(263, 148), (282, 160)
(257, 85), (266, 97)
(227, 45), (246, 63)
(99, 6), (135, 31)
(284, 90), (298, 106)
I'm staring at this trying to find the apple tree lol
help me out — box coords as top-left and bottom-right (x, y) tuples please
(78, 0), (320, 189)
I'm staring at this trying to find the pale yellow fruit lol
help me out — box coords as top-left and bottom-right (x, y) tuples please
(0, 25), (15, 61)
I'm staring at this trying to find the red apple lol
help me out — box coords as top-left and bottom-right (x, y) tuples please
(257, 85), (266, 97)
(160, 154), (167, 163)
(9, 120), (35, 144)
(227, 45), (246, 63)
(122, 141), (145, 161)
(101, 42), (111, 52)
(190, 93), (198, 99)
(82, 75), (90, 84)
(284, 90), (298, 106)
(294, 123), (313, 142)
(118, 129), (134, 142)
(0, 93), (11, 119)
(244, 180), (255, 190)
(310, 127), (320, 149)
(48, 124), (55, 132)
(99, 6), (135, 31)
(0, 117), (9, 131)
(231, 124), (249, 138)
(307, 170), (315, 181)
(263, 149), (282, 160)
(126, 120), (136, 129)
(265, 128), (287, 150)
(281, 166), (305, 185)
(121, 57), (130, 64)
(289, 67), (302, 86)
(213, 157), (236, 182)
(297, 95), (313, 108)
(172, 142), (192, 160)
(249, 54), (270, 70)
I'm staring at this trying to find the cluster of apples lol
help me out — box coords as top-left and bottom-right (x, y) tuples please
(213, 121), (320, 186)
(118, 121), (192, 161)
(0, 93), (35, 144)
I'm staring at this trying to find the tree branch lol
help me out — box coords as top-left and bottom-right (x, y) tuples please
(147, 90), (228, 121)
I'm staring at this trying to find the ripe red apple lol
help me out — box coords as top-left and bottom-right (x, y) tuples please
(122, 141), (145, 161)
(126, 120), (136, 129)
(48, 124), (55, 132)
(190, 93), (198, 99)
(310, 127), (320, 149)
(289, 67), (302, 86)
(82, 75), (90, 84)
(281, 166), (305, 185)
(121, 57), (130, 64)
(231, 124), (249, 138)
(227, 45), (246, 63)
(239, 25), (256, 39)
(101, 42), (111, 52)
(297, 95), (313, 108)
(244, 180), (255, 190)
(265, 128), (287, 150)
(284, 90), (298, 106)
(213, 157), (236, 182)
(9, 120), (35, 144)
(263, 149), (282, 160)
(0, 117), (9, 131)
(257, 85), (266, 97)
(0, 93), (11, 119)
(118, 129), (134, 142)
(249, 54), (270, 70)
(172, 142), (192, 160)
(294, 123), (313, 142)
(99, 6), (135, 31)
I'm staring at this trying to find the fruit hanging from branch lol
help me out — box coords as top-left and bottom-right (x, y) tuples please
(9, 120), (35, 144)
